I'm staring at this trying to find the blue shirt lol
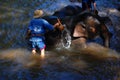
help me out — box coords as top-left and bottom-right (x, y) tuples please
(28, 18), (54, 35)
(82, 0), (95, 3)
(82, 0), (95, 10)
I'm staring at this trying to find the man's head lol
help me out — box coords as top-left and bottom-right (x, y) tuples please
(33, 10), (43, 18)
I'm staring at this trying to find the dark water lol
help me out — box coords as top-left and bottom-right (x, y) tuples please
(0, 0), (120, 80)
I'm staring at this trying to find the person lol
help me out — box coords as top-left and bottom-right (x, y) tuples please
(82, 0), (98, 14)
(26, 9), (63, 58)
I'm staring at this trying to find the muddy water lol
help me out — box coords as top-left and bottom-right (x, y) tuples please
(0, 44), (120, 80)
(0, 0), (120, 80)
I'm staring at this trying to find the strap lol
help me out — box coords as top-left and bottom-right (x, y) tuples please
(31, 34), (44, 37)
(73, 36), (88, 39)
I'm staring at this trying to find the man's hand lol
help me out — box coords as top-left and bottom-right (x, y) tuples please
(58, 24), (64, 31)
(54, 22), (64, 31)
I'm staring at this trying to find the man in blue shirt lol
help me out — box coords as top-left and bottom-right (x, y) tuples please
(82, 0), (97, 14)
(26, 10), (62, 58)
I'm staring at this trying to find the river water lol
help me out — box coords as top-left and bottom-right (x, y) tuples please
(0, 0), (120, 80)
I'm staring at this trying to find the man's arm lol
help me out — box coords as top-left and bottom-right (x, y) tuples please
(92, 0), (98, 15)
(93, 2), (97, 10)
(25, 29), (31, 39)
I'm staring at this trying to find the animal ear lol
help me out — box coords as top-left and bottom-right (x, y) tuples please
(94, 10), (98, 15)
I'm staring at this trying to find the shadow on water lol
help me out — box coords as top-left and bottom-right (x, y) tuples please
(0, 0), (120, 80)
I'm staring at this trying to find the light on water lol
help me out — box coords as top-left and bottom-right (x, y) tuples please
(0, 45), (120, 79)
(0, 49), (41, 67)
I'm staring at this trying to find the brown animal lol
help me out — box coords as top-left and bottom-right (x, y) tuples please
(53, 5), (82, 18)
(52, 4), (112, 48)
(61, 11), (112, 48)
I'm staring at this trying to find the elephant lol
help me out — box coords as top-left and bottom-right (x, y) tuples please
(43, 5), (112, 48)
(53, 5), (82, 18)
(60, 11), (112, 48)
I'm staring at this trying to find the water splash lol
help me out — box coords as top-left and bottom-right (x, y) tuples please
(61, 25), (71, 49)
